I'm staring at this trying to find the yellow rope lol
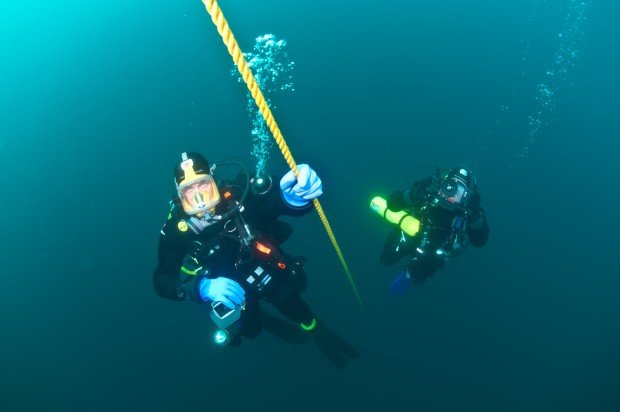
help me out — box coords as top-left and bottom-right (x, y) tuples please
(200, 0), (362, 307)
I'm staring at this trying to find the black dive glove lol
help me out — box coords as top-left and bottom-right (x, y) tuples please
(467, 209), (485, 229)
(387, 191), (408, 212)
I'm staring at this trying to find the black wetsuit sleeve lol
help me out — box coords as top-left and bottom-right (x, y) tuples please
(152, 220), (203, 302)
(239, 173), (313, 222)
(387, 177), (433, 211)
(466, 191), (489, 247)
(386, 190), (409, 212)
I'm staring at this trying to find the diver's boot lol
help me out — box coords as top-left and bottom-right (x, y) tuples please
(301, 319), (359, 368)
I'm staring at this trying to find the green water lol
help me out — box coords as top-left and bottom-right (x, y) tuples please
(1, 1), (618, 411)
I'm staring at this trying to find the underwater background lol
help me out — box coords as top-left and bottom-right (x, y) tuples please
(1, 0), (619, 410)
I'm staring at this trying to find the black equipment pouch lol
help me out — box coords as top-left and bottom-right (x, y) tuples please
(236, 237), (307, 302)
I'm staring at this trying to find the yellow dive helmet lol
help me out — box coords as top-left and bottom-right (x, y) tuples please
(174, 152), (221, 215)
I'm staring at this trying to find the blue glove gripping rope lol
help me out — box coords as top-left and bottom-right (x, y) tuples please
(280, 164), (323, 207)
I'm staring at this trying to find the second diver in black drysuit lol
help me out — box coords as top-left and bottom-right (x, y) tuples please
(381, 168), (489, 289)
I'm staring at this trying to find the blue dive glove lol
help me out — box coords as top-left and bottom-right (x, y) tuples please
(280, 164), (323, 208)
(198, 277), (245, 309)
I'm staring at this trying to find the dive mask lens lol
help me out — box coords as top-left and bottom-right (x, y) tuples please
(178, 175), (220, 215)
(439, 178), (467, 206)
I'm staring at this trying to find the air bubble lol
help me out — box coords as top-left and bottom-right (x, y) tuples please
(232, 34), (295, 177)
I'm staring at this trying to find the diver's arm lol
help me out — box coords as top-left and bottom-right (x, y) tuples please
(387, 177), (433, 211)
(236, 175), (311, 224)
(386, 190), (409, 212)
(152, 221), (203, 302)
(229, 171), (311, 223)
(466, 192), (489, 247)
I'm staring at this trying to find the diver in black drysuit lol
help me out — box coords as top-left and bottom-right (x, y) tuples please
(381, 168), (489, 285)
(153, 152), (357, 367)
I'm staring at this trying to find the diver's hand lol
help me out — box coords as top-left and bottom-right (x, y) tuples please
(387, 191), (407, 212)
(199, 277), (245, 309)
(280, 164), (323, 208)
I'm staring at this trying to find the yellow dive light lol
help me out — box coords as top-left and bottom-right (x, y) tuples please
(370, 196), (420, 237)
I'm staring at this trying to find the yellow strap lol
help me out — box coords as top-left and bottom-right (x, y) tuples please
(300, 318), (317, 331)
(200, 0), (362, 307)
(180, 266), (198, 276)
